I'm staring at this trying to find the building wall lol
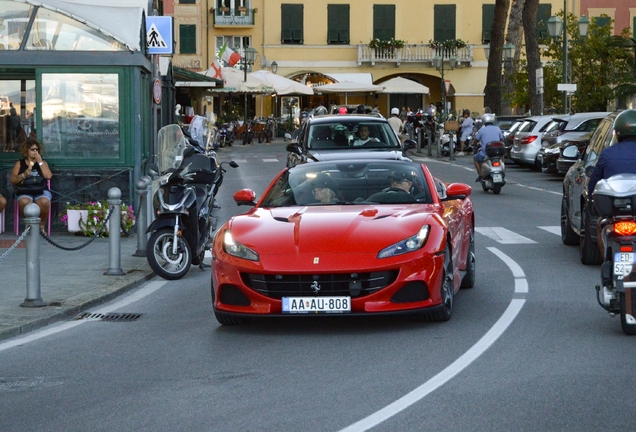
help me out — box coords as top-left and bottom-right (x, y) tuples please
(581, 0), (636, 35)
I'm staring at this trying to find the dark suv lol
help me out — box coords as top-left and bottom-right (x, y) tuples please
(285, 114), (415, 168)
(561, 111), (619, 264)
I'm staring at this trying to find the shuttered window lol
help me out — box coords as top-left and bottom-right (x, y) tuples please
(373, 5), (395, 40)
(482, 4), (495, 44)
(179, 24), (196, 54)
(328, 4), (350, 44)
(281, 4), (303, 44)
(537, 4), (552, 39)
(593, 16), (611, 28)
(434, 5), (456, 42)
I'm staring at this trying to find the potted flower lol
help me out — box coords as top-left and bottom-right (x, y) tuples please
(61, 202), (89, 234)
(73, 200), (135, 237)
(368, 38), (406, 55)
(428, 38), (467, 56)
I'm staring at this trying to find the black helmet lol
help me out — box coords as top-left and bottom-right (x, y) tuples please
(356, 104), (365, 114)
(615, 110), (636, 141)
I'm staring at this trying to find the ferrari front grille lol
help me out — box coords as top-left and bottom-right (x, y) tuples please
(240, 271), (399, 299)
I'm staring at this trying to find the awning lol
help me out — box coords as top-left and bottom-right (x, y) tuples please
(323, 73), (374, 85)
(249, 70), (314, 95)
(174, 66), (222, 88)
(378, 77), (429, 94)
(203, 67), (273, 93)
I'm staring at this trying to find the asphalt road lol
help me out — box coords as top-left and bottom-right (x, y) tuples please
(1, 143), (635, 432)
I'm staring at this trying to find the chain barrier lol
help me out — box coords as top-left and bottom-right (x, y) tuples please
(0, 225), (32, 263)
(40, 208), (113, 251)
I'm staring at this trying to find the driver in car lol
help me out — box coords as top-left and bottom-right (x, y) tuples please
(353, 125), (379, 146)
(366, 169), (417, 203)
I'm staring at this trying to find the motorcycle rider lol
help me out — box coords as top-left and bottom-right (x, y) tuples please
(458, 109), (474, 156)
(474, 113), (503, 182)
(587, 109), (636, 251)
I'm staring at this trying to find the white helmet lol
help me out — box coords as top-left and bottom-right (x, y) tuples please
(391, 107), (399, 115)
(482, 113), (496, 125)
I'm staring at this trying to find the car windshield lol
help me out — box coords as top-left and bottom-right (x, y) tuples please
(260, 161), (433, 207)
(307, 120), (401, 150)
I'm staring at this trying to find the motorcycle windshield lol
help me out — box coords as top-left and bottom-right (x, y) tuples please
(157, 124), (190, 173)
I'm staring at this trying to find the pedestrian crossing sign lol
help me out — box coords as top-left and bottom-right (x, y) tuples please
(146, 16), (173, 55)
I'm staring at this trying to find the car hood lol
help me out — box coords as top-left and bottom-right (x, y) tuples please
(309, 148), (410, 162)
(227, 205), (440, 255)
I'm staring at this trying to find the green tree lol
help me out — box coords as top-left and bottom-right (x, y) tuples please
(611, 34), (636, 105)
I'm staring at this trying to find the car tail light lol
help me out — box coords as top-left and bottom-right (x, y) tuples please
(520, 135), (538, 145)
(614, 221), (636, 236)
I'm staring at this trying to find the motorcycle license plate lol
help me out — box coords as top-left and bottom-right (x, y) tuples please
(492, 173), (503, 183)
(614, 252), (635, 276)
(282, 296), (351, 314)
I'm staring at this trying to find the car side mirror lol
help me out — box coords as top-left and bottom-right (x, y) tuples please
(286, 143), (302, 155)
(562, 144), (580, 159)
(403, 139), (417, 150)
(233, 189), (257, 206)
(442, 183), (472, 201)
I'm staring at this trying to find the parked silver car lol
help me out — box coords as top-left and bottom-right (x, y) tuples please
(509, 115), (554, 169)
(541, 112), (610, 148)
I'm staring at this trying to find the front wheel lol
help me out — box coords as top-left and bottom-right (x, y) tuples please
(147, 228), (192, 280)
(422, 245), (454, 322)
(620, 292), (636, 335)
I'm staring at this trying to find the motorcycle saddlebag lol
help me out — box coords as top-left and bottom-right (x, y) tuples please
(183, 153), (217, 184)
(485, 141), (505, 158)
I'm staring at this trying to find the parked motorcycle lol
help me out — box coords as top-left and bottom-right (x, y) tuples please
(242, 119), (254, 145)
(439, 123), (458, 157)
(477, 141), (506, 194)
(147, 123), (238, 280)
(593, 174), (636, 335)
(258, 117), (275, 143)
(218, 122), (234, 148)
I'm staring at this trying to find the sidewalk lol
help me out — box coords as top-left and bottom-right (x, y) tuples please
(0, 229), (155, 342)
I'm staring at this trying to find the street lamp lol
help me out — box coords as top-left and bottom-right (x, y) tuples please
(433, 54), (456, 120)
(270, 61), (278, 75)
(484, 43), (516, 115)
(548, 6), (589, 114)
(241, 46), (258, 123)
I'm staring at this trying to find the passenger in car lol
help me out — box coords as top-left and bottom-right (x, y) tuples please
(366, 169), (417, 203)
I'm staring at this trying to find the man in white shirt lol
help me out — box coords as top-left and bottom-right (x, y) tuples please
(387, 108), (403, 140)
(353, 125), (379, 146)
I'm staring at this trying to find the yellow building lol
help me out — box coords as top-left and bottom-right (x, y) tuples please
(167, 0), (580, 119)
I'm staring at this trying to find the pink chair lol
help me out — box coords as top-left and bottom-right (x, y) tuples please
(14, 179), (52, 235)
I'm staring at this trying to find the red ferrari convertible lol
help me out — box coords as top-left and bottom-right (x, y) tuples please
(211, 160), (475, 325)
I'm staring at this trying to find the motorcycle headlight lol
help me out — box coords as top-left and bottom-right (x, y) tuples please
(223, 230), (259, 261)
(377, 225), (431, 258)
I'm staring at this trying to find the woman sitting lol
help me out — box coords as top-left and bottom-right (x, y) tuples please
(10, 138), (53, 231)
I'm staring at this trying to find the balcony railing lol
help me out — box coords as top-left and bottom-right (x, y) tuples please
(212, 8), (255, 26)
(357, 44), (473, 66)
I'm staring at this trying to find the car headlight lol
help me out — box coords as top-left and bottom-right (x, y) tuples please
(377, 225), (431, 258)
(545, 147), (560, 155)
(223, 230), (259, 261)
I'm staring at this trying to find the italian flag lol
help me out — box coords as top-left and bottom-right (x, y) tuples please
(219, 43), (241, 67)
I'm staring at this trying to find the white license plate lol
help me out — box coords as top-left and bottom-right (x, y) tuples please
(614, 252), (635, 276)
(492, 173), (503, 183)
(282, 296), (351, 314)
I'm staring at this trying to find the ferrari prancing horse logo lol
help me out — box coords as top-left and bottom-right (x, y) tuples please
(310, 281), (321, 294)
(313, 257), (319, 264)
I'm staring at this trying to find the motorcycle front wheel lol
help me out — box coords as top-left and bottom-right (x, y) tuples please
(147, 228), (192, 280)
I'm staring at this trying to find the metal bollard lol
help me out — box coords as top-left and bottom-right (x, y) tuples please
(427, 128), (433, 157)
(449, 131), (456, 161)
(416, 128), (422, 153)
(104, 187), (125, 275)
(133, 176), (151, 257)
(436, 128), (442, 158)
(22, 203), (46, 308)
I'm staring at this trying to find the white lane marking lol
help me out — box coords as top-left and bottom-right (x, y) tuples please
(262, 158), (279, 163)
(538, 226), (560, 236)
(0, 280), (167, 353)
(231, 159), (248, 164)
(486, 246), (525, 278)
(476, 227), (536, 244)
(340, 301), (526, 432)
(339, 247), (527, 432)
(514, 183), (561, 196)
(515, 278), (529, 293)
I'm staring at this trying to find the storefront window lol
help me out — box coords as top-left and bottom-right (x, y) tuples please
(0, 79), (36, 153)
(26, 8), (126, 51)
(0, 1), (33, 50)
(41, 73), (120, 159)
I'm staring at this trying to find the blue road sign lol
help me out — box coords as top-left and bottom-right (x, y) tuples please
(146, 16), (173, 55)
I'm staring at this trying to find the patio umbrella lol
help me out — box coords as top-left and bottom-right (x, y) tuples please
(314, 81), (385, 104)
(378, 77), (429, 94)
(249, 70), (314, 95)
(201, 67), (274, 93)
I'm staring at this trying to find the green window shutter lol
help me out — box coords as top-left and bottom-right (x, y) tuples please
(434, 5), (456, 42)
(633, 17), (636, 37)
(282, 4), (303, 44)
(179, 24), (196, 54)
(328, 4), (350, 44)
(593, 16), (611, 28)
(373, 5), (395, 40)
(482, 4), (495, 44)
(537, 4), (552, 39)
